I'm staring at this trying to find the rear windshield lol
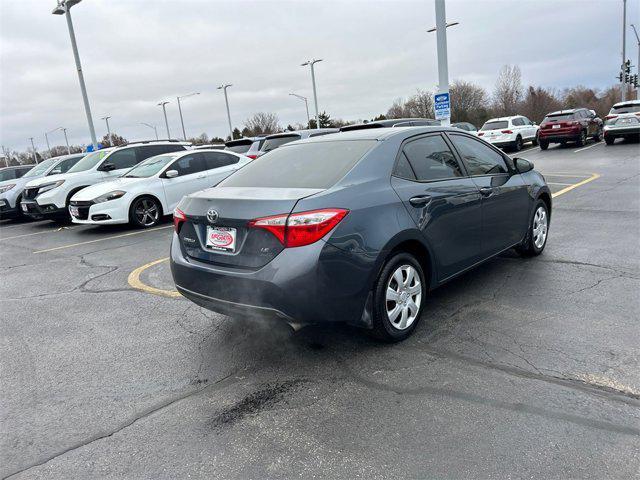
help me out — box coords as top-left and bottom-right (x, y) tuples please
(262, 134), (301, 153)
(226, 144), (251, 153)
(543, 113), (575, 122)
(610, 103), (640, 114)
(481, 121), (508, 131)
(220, 140), (376, 189)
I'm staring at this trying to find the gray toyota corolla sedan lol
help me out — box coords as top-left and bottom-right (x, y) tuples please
(171, 127), (551, 341)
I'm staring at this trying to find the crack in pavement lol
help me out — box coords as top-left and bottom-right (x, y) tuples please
(3, 372), (241, 480)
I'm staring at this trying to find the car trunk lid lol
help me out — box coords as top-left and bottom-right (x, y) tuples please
(177, 186), (322, 269)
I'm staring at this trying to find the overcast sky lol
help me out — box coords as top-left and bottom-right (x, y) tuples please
(0, 0), (636, 151)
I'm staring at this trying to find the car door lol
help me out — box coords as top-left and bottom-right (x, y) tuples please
(512, 117), (526, 139)
(447, 133), (530, 257)
(98, 148), (138, 178)
(160, 153), (211, 212)
(390, 133), (484, 281)
(202, 152), (243, 186)
(521, 117), (535, 140)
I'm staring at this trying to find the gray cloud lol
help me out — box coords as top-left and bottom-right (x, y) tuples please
(1, 0), (636, 150)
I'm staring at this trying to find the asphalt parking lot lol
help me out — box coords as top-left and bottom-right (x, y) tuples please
(1, 140), (639, 479)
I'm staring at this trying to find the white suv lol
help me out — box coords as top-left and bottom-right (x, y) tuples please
(21, 141), (187, 220)
(478, 115), (539, 151)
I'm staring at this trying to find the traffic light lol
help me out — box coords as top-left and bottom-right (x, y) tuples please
(625, 73), (630, 83)
(633, 74), (639, 88)
(624, 60), (631, 74)
(618, 72), (624, 82)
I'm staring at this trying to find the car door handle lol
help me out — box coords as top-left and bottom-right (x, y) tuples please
(479, 187), (493, 197)
(409, 195), (432, 207)
(197, 174), (206, 179)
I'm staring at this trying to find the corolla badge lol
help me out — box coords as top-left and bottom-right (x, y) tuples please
(207, 208), (219, 224)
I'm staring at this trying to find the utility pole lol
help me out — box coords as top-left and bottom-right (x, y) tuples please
(632, 24), (640, 96)
(217, 85), (234, 140)
(141, 123), (159, 140)
(101, 116), (111, 145)
(622, 0), (627, 101)
(301, 60), (322, 129)
(52, 0), (98, 151)
(44, 131), (52, 158)
(62, 127), (71, 154)
(29, 137), (38, 164)
(158, 101), (171, 139)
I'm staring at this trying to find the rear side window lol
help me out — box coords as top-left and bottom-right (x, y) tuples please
(105, 149), (138, 170)
(220, 140), (376, 189)
(512, 118), (524, 126)
(262, 134), (301, 152)
(398, 135), (463, 181)
(51, 155), (82, 174)
(449, 134), (508, 176)
(203, 152), (239, 169)
(168, 153), (207, 176)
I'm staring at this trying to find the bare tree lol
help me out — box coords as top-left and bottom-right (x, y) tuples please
(493, 65), (523, 116)
(519, 86), (562, 123)
(449, 80), (489, 127)
(243, 112), (280, 136)
(386, 89), (434, 119)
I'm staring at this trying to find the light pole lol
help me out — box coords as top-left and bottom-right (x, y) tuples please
(427, 1), (458, 127)
(158, 101), (171, 139)
(217, 85), (234, 140)
(29, 137), (38, 164)
(632, 24), (640, 96)
(44, 131), (52, 158)
(61, 127), (71, 154)
(622, 0), (627, 101)
(141, 123), (159, 140)
(289, 93), (310, 127)
(101, 116), (111, 145)
(301, 59), (322, 129)
(52, 0), (98, 151)
(177, 92), (200, 140)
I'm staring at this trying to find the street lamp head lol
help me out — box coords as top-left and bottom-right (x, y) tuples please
(157, 101), (169, 106)
(217, 84), (232, 90)
(52, 0), (82, 15)
(427, 21), (459, 33)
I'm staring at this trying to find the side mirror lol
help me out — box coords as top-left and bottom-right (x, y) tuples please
(101, 162), (116, 172)
(165, 169), (179, 178)
(514, 158), (534, 174)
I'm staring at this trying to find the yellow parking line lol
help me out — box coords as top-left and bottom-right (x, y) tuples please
(127, 257), (181, 298)
(1, 226), (75, 241)
(33, 225), (172, 254)
(552, 173), (600, 198)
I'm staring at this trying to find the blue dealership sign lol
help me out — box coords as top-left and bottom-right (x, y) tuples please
(434, 91), (450, 121)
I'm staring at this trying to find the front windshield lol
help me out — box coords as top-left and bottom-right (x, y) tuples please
(23, 158), (56, 178)
(67, 149), (113, 173)
(124, 154), (177, 178)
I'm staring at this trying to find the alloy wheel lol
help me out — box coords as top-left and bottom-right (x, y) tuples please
(386, 264), (422, 330)
(532, 206), (548, 249)
(134, 199), (159, 227)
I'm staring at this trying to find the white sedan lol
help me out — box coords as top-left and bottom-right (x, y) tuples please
(69, 149), (250, 228)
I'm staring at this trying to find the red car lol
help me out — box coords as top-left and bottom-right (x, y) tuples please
(538, 108), (603, 150)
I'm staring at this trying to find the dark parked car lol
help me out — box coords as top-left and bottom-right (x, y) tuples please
(225, 138), (262, 157)
(253, 129), (338, 159)
(171, 127), (551, 341)
(452, 122), (478, 133)
(538, 108), (603, 150)
(340, 118), (440, 132)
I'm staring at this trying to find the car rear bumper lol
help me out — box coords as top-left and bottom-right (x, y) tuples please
(20, 200), (66, 219)
(170, 233), (376, 327)
(538, 132), (580, 143)
(604, 125), (640, 137)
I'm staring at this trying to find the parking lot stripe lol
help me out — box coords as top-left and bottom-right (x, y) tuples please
(1, 226), (75, 241)
(127, 257), (181, 298)
(574, 143), (603, 153)
(551, 173), (600, 198)
(33, 225), (172, 254)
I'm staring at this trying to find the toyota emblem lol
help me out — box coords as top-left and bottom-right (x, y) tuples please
(206, 208), (219, 224)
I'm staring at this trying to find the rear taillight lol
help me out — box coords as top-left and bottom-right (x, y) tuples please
(246, 154), (258, 160)
(501, 130), (513, 134)
(604, 115), (617, 120)
(248, 208), (349, 248)
(477, 132), (484, 136)
(173, 208), (186, 233)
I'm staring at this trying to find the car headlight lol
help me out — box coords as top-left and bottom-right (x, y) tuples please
(94, 190), (126, 204)
(38, 180), (65, 194)
(0, 184), (16, 194)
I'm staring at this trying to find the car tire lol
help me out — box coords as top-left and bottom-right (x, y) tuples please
(370, 252), (427, 342)
(575, 130), (587, 147)
(516, 199), (549, 257)
(513, 135), (523, 152)
(593, 129), (602, 142)
(129, 196), (162, 228)
(604, 136), (615, 145)
(532, 135), (539, 147)
(539, 140), (549, 150)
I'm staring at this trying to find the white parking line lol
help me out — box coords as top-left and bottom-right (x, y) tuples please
(1, 226), (75, 241)
(574, 143), (603, 153)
